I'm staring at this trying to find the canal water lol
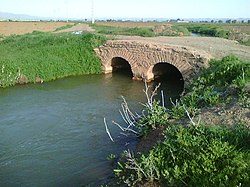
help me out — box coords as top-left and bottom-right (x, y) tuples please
(0, 73), (183, 186)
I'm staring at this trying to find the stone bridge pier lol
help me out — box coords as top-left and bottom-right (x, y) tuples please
(94, 40), (211, 85)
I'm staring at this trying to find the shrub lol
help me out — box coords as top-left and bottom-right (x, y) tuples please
(137, 101), (169, 135)
(182, 55), (250, 108)
(116, 124), (250, 186)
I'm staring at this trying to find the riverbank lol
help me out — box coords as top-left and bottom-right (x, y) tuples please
(108, 56), (250, 186)
(0, 32), (106, 87)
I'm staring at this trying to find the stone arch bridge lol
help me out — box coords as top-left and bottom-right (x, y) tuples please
(94, 40), (212, 85)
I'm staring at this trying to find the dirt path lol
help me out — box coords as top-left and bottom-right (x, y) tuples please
(116, 35), (250, 60)
(54, 23), (95, 33)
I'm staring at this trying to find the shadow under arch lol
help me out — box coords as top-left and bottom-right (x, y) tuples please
(152, 62), (185, 104)
(111, 57), (133, 78)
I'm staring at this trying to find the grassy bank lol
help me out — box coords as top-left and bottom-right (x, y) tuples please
(0, 31), (106, 87)
(92, 23), (190, 37)
(175, 22), (250, 46)
(111, 56), (250, 186)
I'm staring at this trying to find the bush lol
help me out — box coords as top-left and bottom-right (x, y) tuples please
(182, 55), (250, 109)
(116, 124), (250, 186)
(137, 101), (169, 135)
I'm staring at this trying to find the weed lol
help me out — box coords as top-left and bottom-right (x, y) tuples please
(116, 124), (250, 186)
(107, 154), (117, 161)
(0, 32), (106, 87)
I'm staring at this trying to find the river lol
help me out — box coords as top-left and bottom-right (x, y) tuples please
(0, 72), (183, 186)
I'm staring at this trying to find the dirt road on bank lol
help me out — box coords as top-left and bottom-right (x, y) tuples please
(116, 35), (250, 60)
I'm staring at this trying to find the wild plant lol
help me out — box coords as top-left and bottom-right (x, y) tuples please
(115, 123), (250, 186)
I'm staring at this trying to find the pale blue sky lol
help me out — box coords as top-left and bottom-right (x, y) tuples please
(0, 0), (249, 19)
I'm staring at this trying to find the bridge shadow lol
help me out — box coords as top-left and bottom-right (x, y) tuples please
(151, 63), (184, 106)
(111, 57), (133, 78)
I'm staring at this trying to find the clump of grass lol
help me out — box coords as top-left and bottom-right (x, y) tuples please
(170, 25), (190, 36)
(0, 32), (106, 87)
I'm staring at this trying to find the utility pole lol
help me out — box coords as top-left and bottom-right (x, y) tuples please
(91, 0), (95, 24)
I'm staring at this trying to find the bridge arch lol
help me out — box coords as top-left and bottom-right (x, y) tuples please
(111, 57), (133, 77)
(150, 62), (184, 90)
(95, 40), (211, 86)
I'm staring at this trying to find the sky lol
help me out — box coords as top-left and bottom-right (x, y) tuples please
(0, 0), (249, 19)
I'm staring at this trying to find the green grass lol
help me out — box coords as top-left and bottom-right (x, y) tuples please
(178, 23), (230, 38)
(181, 55), (250, 111)
(54, 23), (76, 32)
(132, 56), (250, 135)
(116, 123), (250, 186)
(175, 22), (250, 45)
(0, 31), (106, 87)
(92, 25), (156, 37)
(92, 24), (190, 37)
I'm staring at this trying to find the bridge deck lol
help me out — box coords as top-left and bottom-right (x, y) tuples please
(116, 35), (250, 61)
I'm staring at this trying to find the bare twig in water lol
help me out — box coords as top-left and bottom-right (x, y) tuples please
(104, 117), (114, 142)
(161, 90), (165, 107)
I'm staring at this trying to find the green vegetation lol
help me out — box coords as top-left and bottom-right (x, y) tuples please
(92, 24), (190, 37)
(0, 31), (106, 87)
(112, 56), (250, 186)
(92, 22), (250, 45)
(135, 56), (249, 135)
(92, 25), (156, 37)
(176, 22), (250, 46)
(116, 124), (250, 186)
(182, 23), (231, 38)
(54, 23), (76, 31)
(182, 55), (250, 111)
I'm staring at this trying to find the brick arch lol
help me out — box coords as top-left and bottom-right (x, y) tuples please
(94, 40), (212, 84)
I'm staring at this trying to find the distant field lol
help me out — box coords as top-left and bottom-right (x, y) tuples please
(222, 25), (250, 34)
(0, 21), (74, 36)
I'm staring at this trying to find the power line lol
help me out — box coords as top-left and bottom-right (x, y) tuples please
(91, 0), (95, 24)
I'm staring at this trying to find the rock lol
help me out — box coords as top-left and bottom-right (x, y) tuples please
(17, 74), (28, 84)
(35, 77), (44, 83)
(243, 83), (250, 94)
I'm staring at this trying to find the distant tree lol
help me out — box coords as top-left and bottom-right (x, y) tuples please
(232, 20), (237, 23)
(241, 20), (244, 23)
(248, 20), (250, 24)
(211, 20), (214, 23)
(226, 19), (232, 23)
(218, 20), (223, 23)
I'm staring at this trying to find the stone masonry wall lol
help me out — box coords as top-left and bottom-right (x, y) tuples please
(94, 40), (212, 83)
